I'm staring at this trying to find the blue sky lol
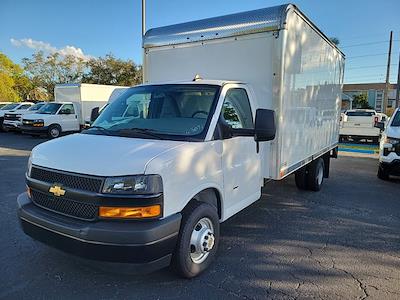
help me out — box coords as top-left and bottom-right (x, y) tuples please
(1, 0), (399, 84)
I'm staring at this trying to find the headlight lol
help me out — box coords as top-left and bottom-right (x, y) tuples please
(102, 175), (163, 194)
(384, 136), (400, 145)
(33, 119), (44, 127)
(27, 154), (32, 177)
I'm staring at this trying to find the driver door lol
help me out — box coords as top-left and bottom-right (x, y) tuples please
(217, 86), (261, 218)
(59, 104), (79, 131)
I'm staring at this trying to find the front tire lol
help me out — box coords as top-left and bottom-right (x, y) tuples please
(306, 158), (325, 191)
(48, 124), (61, 139)
(377, 165), (389, 180)
(172, 201), (220, 278)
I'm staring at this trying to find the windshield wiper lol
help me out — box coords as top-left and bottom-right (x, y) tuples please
(83, 126), (114, 136)
(116, 127), (165, 140)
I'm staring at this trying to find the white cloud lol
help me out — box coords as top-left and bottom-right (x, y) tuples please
(10, 38), (92, 61)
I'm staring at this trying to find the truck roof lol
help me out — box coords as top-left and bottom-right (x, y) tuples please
(138, 79), (242, 87)
(143, 3), (343, 57)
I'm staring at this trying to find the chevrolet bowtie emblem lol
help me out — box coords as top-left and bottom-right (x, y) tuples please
(49, 185), (66, 197)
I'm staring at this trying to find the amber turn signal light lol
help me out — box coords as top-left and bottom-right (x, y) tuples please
(27, 186), (32, 198)
(99, 205), (161, 219)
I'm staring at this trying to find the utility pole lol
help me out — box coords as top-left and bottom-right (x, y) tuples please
(383, 31), (393, 114)
(142, 0), (146, 37)
(396, 50), (400, 108)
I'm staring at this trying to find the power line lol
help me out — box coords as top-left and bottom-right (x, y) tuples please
(346, 64), (397, 70)
(346, 53), (388, 59)
(341, 40), (400, 48)
(345, 74), (385, 79)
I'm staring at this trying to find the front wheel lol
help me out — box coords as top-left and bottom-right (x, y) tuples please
(377, 165), (389, 180)
(172, 201), (220, 278)
(48, 124), (61, 139)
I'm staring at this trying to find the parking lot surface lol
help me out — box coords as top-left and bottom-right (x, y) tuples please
(1, 132), (399, 299)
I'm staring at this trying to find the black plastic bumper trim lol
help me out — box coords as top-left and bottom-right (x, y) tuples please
(17, 193), (181, 265)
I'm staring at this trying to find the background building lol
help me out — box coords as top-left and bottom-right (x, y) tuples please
(341, 83), (398, 113)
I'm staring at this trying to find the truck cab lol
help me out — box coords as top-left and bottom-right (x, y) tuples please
(3, 102), (46, 131)
(0, 102), (35, 131)
(377, 108), (400, 180)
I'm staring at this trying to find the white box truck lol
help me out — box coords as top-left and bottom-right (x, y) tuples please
(20, 84), (127, 138)
(17, 4), (344, 277)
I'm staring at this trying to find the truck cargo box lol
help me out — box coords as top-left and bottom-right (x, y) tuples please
(143, 4), (345, 179)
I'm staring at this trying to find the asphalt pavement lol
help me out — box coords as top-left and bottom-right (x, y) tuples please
(1, 132), (399, 299)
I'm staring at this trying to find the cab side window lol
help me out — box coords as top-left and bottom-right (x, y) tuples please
(59, 104), (75, 114)
(221, 89), (253, 129)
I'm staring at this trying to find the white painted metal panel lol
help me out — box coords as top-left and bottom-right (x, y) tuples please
(273, 9), (344, 179)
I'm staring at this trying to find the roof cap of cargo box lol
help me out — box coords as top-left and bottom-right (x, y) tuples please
(143, 3), (344, 56)
(144, 4), (290, 48)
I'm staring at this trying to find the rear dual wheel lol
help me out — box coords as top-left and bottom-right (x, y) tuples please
(295, 158), (325, 191)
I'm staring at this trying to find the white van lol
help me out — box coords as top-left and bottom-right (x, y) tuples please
(17, 4), (344, 277)
(20, 84), (126, 138)
(3, 102), (46, 131)
(0, 102), (35, 131)
(377, 108), (400, 179)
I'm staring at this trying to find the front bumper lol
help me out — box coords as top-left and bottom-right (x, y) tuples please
(17, 192), (181, 271)
(20, 125), (49, 135)
(3, 121), (21, 131)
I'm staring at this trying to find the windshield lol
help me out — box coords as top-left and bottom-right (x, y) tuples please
(28, 103), (46, 111)
(87, 84), (220, 141)
(391, 110), (400, 127)
(38, 103), (62, 114)
(1, 103), (19, 110)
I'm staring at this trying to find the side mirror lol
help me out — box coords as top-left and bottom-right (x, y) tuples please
(90, 107), (100, 122)
(374, 121), (385, 131)
(254, 109), (276, 142)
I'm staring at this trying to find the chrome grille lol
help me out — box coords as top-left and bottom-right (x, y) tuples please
(4, 114), (20, 121)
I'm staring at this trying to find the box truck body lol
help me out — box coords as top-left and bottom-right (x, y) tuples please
(144, 5), (344, 179)
(18, 4), (344, 277)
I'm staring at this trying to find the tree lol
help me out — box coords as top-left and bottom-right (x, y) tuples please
(0, 52), (32, 101)
(22, 51), (86, 99)
(330, 37), (340, 46)
(83, 54), (142, 86)
(352, 94), (371, 109)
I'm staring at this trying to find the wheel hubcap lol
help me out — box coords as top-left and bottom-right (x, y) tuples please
(51, 128), (59, 137)
(190, 217), (215, 264)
